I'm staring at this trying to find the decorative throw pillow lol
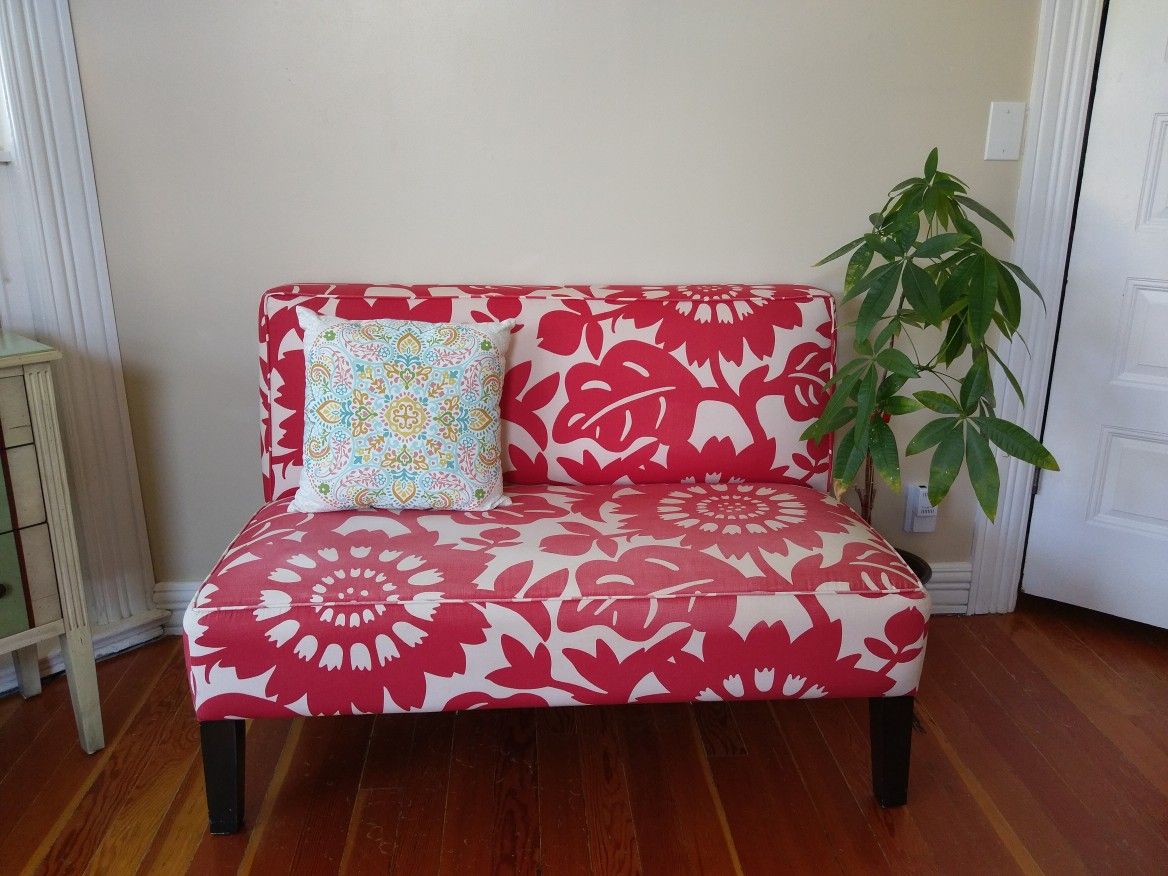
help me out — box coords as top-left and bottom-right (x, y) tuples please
(289, 309), (513, 512)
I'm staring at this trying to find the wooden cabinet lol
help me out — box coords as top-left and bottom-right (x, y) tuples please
(0, 332), (103, 753)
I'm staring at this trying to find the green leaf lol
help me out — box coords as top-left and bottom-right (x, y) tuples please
(928, 424), (966, 506)
(876, 347), (920, 378)
(825, 356), (868, 389)
(869, 417), (902, 491)
(1002, 260), (1046, 308)
(965, 426), (1000, 521)
(951, 211), (983, 245)
(893, 212), (920, 252)
(844, 243), (874, 294)
(906, 417), (959, 455)
(960, 359), (989, 413)
(937, 314), (969, 365)
(832, 426), (868, 491)
(913, 390), (962, 414)
(815, 237), (864, 267)
(864, 232), (904, 260)
(809, 367), (866, 438)
(801, 404), (857, 441)
(889, 176), (921, 193)
(873, 317), (901, 352)
(854, 368), (878, 428)
(996, 260), (1022, 334)
(954, 195), (1014, 240)
(974, 417), (1059, 470)
(842, 260), (898, 304)
(987, 345), (1025, 404)
(913, 233), (969, 259)
(901, 262), (942, 325)
(924, 147), (939, 179)
(882, 395), (923, 415)
(855, 262), (903, 340)
(968, 253), (998, 340)
(832, 427), (856, 482)
(877, 372), (909, 400)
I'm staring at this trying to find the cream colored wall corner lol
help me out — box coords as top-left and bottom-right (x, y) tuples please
(68, 0), (1040, 584)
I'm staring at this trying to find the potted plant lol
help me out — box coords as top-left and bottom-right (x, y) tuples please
(803, 149), (1059, 579)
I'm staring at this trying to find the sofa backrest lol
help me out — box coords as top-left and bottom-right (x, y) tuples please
(260, 284), (835, 501)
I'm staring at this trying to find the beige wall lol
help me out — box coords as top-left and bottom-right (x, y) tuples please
(69, 0), (1040, 582)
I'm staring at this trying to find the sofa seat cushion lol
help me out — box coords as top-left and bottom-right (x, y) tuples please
(184, 483), (929, 720)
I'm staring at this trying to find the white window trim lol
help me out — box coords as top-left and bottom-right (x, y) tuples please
(968, 0), (1106, 613)
(0, 0), (163, 654)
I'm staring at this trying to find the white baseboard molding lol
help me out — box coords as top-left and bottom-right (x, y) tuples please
(154, 580), (200, 635)
(0, 608), (169, 694)
(927, 561), (973, 615)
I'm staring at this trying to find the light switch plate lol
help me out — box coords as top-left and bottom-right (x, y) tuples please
(984, 101), (1026, 161)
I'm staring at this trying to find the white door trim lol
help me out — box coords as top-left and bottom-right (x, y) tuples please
(968, 0), (1106, 613)
(0, 0), (160, 630)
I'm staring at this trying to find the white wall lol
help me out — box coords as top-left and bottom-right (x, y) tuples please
(69, 0), (1040, 582)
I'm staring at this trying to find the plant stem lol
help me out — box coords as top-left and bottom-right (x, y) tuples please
(856, 453), (876, 524)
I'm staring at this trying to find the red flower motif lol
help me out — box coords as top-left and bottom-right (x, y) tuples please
(653, 615), (897, 703)
(197, 524), (491, 714)
(604, 285), (805, 366)
(611, 483), (850, 561)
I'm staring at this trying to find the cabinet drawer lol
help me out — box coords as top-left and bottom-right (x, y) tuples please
(0, 531), (30, 639)
(7, 444), (46, 529)
(0, 376), (32, 448)
(0, 448), (10, 535)
(20, 523), (60, 625)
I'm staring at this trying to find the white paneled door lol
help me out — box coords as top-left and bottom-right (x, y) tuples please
(1024, 0), (1168, 626)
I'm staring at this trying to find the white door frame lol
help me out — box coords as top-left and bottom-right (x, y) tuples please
(969, 0), (1107, 613)
(0, 0), (165, 677)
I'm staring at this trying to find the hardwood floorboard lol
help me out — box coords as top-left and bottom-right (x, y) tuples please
(956, 614), (1168, 870)
(244, 715), (373, 875)
(709, 700), (841, 876)
(692, 702), (747, 759)
(0, 657), (111, 783)
(489, 709), (540, 876)
(906, 639), (1089, 874)
(439, 710), (509, 875)
(338, 787), (406, 875)
(769, 699), (891, 874)
(813, 699), (939, 875)
(27, 645), (189, 874)
(135, 756), (206, 876)
(183, 717), (294, 875)
(6, 598), (1168, 874)
(0, 642), (156, 850)
(616, 706), (704, 876)
(653, 706), (741, 874)
(534, 709), (591, 876)
(576, 706), (642, 875)
(387, 711), (456, 874)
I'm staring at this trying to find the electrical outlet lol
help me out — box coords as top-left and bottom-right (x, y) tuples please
(903, 484), (938, 533)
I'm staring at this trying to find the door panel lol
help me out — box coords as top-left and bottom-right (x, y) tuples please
(1024, 0), (1168, 625)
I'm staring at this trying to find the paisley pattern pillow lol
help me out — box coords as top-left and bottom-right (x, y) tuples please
(289, 309), (513, 512)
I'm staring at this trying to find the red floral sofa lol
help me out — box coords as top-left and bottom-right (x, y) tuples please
(183, 284), (930, 834)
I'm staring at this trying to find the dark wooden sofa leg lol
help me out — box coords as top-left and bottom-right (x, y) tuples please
(200, 719), (246, 834)
(869, 695), (914, 807)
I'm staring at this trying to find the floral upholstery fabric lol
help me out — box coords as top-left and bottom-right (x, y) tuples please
(184, 484), (928, 720)
(290, 311), (512, 512)
(259, 285), (836, 502)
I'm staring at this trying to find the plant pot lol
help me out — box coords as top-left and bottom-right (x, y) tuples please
(896, 549), (933, 586)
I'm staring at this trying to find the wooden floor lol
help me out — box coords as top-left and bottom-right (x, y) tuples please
(2, 595), (1168, 875)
